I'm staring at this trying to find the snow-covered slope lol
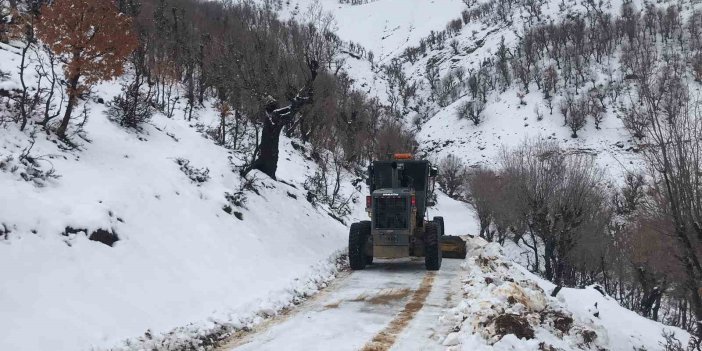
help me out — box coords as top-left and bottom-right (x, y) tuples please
(2, 0), (698, 349)
(275, 0), (466, 63)
(277, 0), (698, 181)
(265, 0), (699, 348)
(0, 41), (364, 351)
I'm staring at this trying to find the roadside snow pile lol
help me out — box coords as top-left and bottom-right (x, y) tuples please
(439, 237), (691, 351)
(499, 239), (693, 351)
(113, 253), (348, 351)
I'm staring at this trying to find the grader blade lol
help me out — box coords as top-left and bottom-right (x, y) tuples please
(440, 235), (467, 259)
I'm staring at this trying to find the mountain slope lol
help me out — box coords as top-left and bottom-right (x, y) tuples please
(1, 0), (699, 349)
(0, 41), (364, 351)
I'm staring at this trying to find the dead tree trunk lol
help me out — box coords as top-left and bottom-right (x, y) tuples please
(251, 112), (285, 179)
(244, 61), (319, 180)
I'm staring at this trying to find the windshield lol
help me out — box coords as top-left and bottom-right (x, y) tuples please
(371, 162), (427, 191)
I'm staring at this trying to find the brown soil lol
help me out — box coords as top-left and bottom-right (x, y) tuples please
(323, 301), (341, 309)
(352, 288), (412, 305)
(361, 273), (436, 351)
(493, 314), (535, 339)
(552, 314), (574, 334)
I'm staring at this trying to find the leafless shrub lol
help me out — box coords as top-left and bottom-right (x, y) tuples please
(456, 99), (485, 125)
(106, 50), (154, 129)
(175, 158), (210, 184)
(437, 154), (467, 199)
(304, 146), (354, 219)
(613, 173), (645, 215)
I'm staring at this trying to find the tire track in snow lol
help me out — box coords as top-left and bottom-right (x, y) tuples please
(361, 272), (436, 351)
(224, 259), (455, 351)
(216, 270), (352, 350)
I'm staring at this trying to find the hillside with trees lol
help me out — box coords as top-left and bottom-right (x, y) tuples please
(270, 0), (702, 343)
(0, 0), (701, 349)
(0, 0), (417, 349)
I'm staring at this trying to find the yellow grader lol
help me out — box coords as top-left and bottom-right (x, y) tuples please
(348, 154), (467, 271)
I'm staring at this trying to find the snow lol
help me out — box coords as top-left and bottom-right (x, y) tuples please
(428, 190), (479, 236)
(0, 42), (365, 350)
(228, 258), (465, 351)
(1, 0), (697, 348)
(439, 237), (692, 351)
(273, 0), (467, 64)
(418, 85), (643, 179)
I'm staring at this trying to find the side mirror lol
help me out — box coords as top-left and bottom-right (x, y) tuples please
(430, 167), (438, 177)
(427, 200), (436, 207)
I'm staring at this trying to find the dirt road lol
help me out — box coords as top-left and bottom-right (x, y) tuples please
(220, 258), (463, 351)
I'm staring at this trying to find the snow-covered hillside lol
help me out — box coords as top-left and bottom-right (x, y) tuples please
(279, 0), (466, 61)
(265, 0), (700, 348)
(0, 41), (365, 350)
(2, 0), (700, 349)
(277, 0), (700, 180)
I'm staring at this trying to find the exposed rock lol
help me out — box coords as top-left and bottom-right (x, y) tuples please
(493, 314), (535, 340)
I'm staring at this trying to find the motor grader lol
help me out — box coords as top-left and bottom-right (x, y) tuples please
(348, 154), (467, 271)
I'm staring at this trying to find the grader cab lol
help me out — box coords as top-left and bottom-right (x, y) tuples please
(348, 154), (467, 271)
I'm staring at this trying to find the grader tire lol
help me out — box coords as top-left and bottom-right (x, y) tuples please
(425, 221), (442, 271)
(360, 220), (373, 265)
(433, 216), (445, 236)
(349, 222), (367, 270)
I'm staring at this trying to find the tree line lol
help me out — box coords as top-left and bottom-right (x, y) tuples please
(439, 60), (702, 341)
(1, 0), (416, 184)
(386, 0), (702, 141)
(439, 129), (700, 343)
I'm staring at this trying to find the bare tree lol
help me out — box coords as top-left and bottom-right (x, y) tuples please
(623, 58), (702, 337)
(543, 65), (558, 114)
(437, 154), (467, 199)
(456, 99), (485, 125)
(467, 167), (497, 240)
(501, 140), (607, 285)
(613, 173), (645, 215)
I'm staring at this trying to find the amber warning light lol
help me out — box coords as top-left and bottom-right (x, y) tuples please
(393, 153), (412, 160)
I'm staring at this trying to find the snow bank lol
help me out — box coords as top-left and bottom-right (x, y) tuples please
(440, 237), (691, 351)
